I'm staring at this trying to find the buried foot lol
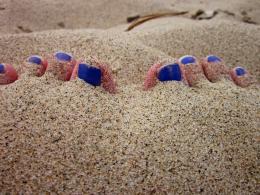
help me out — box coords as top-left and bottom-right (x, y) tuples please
(0, 52), (117, 94)
(144, 55), (256, 90)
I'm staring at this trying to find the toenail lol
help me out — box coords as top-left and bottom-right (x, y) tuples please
(180, 55), (196, 65)
(207, 55), (221, 63)
(157, 63), (182, 82)
(28, 55), (42, 65)
(78, 63), (102, 86)
(235, 67), (246, 76)
(0, 64), (5, 73)
(55, 51), (72, 62)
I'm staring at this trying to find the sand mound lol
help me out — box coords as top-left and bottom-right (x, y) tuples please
(0, 0), (259, 194)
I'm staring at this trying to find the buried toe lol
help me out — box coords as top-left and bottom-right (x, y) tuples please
(230, 66), (254, 87)
(179, 55), (206, 86)
(0, 63), (18, 85)
(201, 55), (230, 82)
(26, 55), (48, 77)
(46, 51), (76, 81)
(143, 60), (187, 90)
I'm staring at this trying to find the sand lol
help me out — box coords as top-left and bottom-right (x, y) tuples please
(0, 0), (260, 194)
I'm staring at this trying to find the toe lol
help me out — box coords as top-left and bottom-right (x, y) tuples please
(201, 55), (229, 82)
(47, 51), (76, 81)
(0, 63), (18, 85)
(27, 55), (48, 76)
(230, 67), (254, 87)
(179, 55), (205, 86)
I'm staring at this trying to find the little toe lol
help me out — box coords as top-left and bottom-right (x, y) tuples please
(47, 51), (76, 81)
(230, 67), (254, 87)
(201, 55), (229, 82)
(0, 63), (18, 85)
(26, 55), (48, 77)
(179, 55), (205, 86)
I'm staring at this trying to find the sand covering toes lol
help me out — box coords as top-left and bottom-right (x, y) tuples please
(0, 0), (260, 194)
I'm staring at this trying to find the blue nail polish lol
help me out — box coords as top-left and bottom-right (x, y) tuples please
(28, 55), (42, 65)
(157, 63), (182, 82)
(0, 64), (5, 73)
(207, 55), (221, 63)
(235, 67), (246, 76)
(55, 52), (72, 62)
(180, 55), (196, 65)
(78, 63), (102, 86)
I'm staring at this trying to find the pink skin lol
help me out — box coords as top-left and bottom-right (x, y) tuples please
(143, 62), (163, 90)
(178, 56), (206, 87)
(143, 61), (187, 90)
(200, 57), (230, 82)
(70, 58), (117, 94)
(46, 55), (76, 81)
(0, 64), (18, 85)
(230, 67), (254, 87)
(37, 59), (48, 77)
(22, 57), (48, 77)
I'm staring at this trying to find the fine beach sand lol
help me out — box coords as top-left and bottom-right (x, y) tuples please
(0, 0), (260, 194)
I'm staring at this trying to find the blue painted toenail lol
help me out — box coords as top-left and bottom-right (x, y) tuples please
(157, 63), (182, 82)
(28, 55), (42, 65)
(0, 64), (5, 73)
(180, 55), (196, 65)
(78, 63), (102, 86)
(235, 67), (246, 76)
(55, 52), (72, 62)
(207, 55), (221, 63)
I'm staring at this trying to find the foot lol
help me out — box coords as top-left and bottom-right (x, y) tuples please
(144, 55), (255, 90)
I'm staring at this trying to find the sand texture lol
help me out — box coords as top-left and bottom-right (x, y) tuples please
(0, 0), (260, 194)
